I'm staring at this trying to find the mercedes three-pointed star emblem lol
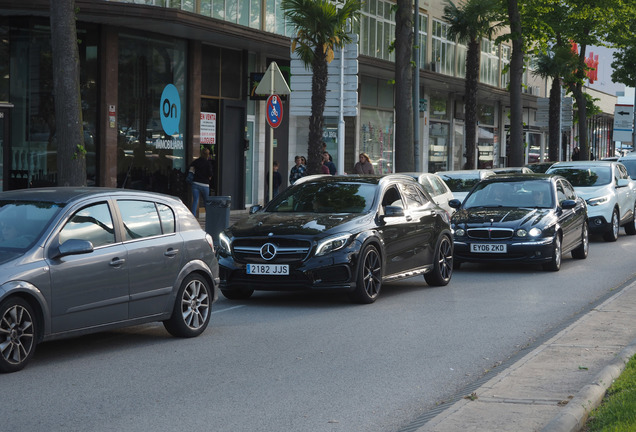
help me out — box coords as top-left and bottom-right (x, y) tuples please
(260, 243), (277, 260)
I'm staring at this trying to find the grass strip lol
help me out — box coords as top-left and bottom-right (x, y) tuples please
(585, 354), (636, 431)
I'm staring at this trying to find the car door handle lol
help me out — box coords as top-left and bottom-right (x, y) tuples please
(109, 258), (126, 267)
(164, 248), (179, 257)
(405, 215), (413, 221)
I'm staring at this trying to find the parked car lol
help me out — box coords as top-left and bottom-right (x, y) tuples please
(218, 174), (454, 304)
(546, 161), (636, 241)
(524, 162), (555, 173)
(0, 188), (219, 373)
(449, 174), (588, 271)
(491, 166), (534, 175)
(618, 153), (636, 180)
(400, 172), (455, 215)
(435, 169), (496, 202)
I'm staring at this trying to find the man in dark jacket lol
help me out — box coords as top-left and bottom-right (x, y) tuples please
(189, 147), (213, 216)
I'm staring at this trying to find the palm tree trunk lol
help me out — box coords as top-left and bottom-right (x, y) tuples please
(507, 0), (524, 167)
(50, 0), (86, 186)
(394, 0), (413, 172)
(464, 39), (480, 169)
(548, 78), (561, 162)
(308, 46), (328, 174)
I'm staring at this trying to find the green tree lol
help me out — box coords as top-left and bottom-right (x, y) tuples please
(282, 0), (362, 175)
(533, 46), (578, 162)
(443, 0), (504, 169)
(50, 0), (86, 186)
(505, 0), (525, 167)
(393, 0), (414, 172)
(557, 0), (624, 161)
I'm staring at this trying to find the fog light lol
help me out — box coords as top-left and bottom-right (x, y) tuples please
(593, 219), (602, 226)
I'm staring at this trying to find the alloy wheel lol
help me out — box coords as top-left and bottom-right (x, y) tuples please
(181, 279), (210, 331)
(1, 302), (35, 367)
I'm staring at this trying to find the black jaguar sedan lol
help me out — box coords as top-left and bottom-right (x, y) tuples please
(449, 174), (588, 271)
(217, 174), (454, 303)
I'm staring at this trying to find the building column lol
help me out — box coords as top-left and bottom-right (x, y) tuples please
(99, 25), (118, 187)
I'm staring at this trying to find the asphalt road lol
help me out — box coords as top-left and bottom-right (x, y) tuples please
(3, 232), (635, 432)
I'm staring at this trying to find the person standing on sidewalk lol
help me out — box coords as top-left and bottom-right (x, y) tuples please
(289, 155), (307, 184)
(189, 147), (213, 216)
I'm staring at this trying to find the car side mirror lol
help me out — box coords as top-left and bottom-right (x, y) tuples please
(249, 205), (262, 214)
(55, 239), (94, 258)
(617, 178), (629, 188)
(448, 199), (462, 209)
(561, 200), (576, 210)
(383, 205), (405, 218)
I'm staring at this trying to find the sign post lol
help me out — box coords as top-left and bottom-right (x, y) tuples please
(255, 62), (291, 202)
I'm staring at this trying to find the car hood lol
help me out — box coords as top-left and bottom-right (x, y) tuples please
(228, 212), (369, 237)
(572, 184), (612, 201)
(452, 207), (554, 230)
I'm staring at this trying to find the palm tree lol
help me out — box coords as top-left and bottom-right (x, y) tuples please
(50, 0), (87, 186)
(533, 46), (578, 162)
(282, 0), (362, 175)
(443, 0), (503, 169)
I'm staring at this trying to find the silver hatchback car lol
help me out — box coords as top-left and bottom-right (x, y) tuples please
(0, 188), (219, 373)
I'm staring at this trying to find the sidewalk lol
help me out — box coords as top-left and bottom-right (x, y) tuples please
(412, 279), (636, 432)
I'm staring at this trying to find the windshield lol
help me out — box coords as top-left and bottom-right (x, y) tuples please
(265, 182), (376, 213)
(0, 201), (62, 250)
(547, 166), (611, 187)
(463, 180), (553, 209)
(620, 159), (636, 180)
(438, 174), (480, 192)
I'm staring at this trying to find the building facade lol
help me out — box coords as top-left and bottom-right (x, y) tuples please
(0, 0), (619, 209)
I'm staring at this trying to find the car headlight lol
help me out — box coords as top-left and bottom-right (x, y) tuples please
(315, 234), (351, 256)
(516, 227), (542, 237)
(218, 232), (232, 253)
(587, 195), (611, 206)
(454, 228), (465, 237)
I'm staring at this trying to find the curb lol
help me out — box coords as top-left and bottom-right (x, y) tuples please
(541, 338), (636, 432)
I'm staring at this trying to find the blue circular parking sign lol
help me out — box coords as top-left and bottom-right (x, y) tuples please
(266, 94), (283, 128)
(160, 84), (181, 135)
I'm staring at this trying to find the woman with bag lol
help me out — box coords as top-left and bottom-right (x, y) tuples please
(189, 147), (213, 216)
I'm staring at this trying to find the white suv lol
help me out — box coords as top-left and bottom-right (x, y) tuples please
(546, 160), (636, 241)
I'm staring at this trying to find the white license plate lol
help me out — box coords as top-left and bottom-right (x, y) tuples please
(470, 243), (507, 253)
(246, 264), (289, 275)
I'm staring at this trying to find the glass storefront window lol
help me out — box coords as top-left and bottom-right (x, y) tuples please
(478, 126), (495, 168)
(429, 122), (449, 173)
(360, 109), (394, 174)
(8, 22), (98, 190)
(430, 96), (449, 121)
(117, 33), (187, 199)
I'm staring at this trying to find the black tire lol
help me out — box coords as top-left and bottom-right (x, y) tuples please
(349, 245), (382, 304)
(424, 235), (453, 286)
(221, 288), (254, 300)
(602, 209), (620, 242)
(0, 297), (37, 373)
(163, 274), (212, 338)
(571, 222), (589, 259)
(543, 234), (562, 271)
(625, 204), (636, 235)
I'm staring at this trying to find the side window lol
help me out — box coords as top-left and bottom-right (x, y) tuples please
(430, 176), (448, 196)
(381, 186), (403, 208)
(401, 183), (425, 208)
(614, 165), (621, 185)
(556, 181), (568, 204)
(59, 202), (115, 248)
(419, 178), (437, 197)
(118, 200), (162, 240)
(561, 181), (576, 200)
(157, 204), (176, 234)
